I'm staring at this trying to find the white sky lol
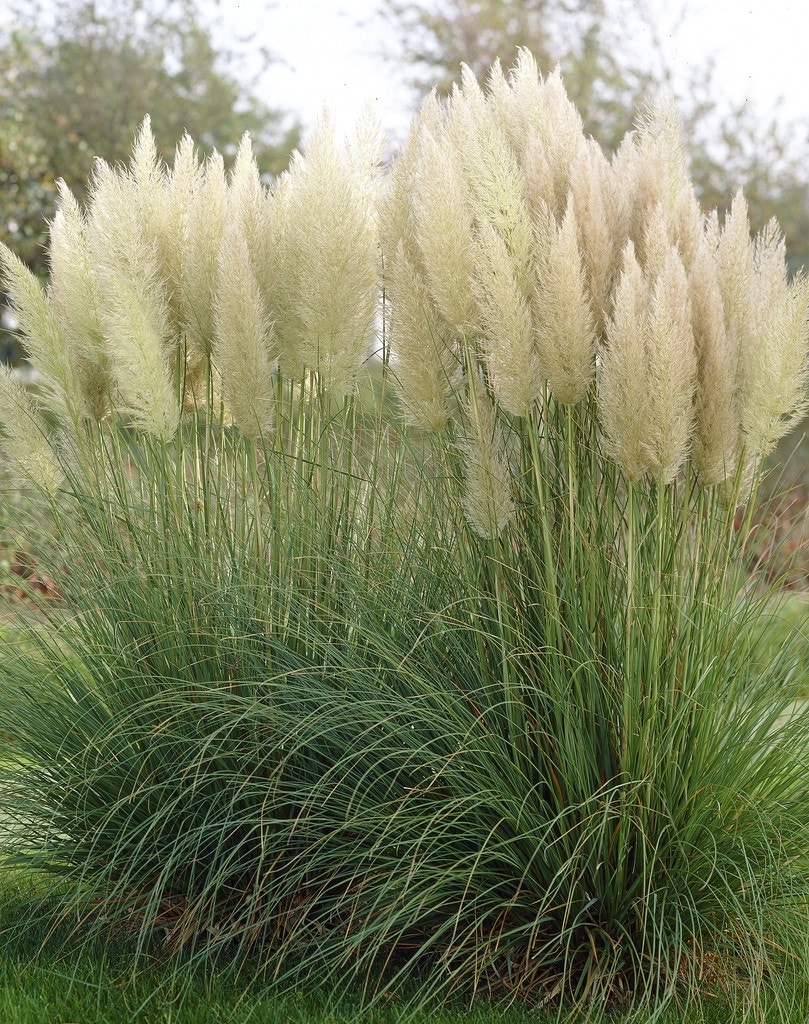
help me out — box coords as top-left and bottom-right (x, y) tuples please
(665, 1), (809, 119)
(219, 0), (809, 144)
(224, 0), (409, 139)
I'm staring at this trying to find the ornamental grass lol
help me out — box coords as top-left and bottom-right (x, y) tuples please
(1, 51), (809, 1021)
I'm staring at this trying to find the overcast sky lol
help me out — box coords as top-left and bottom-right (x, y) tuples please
(217, 0), (809, 143)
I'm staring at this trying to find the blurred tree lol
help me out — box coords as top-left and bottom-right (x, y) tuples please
(685, 94), (809, 275)
(0, 0), (301, 359)
(378, 0), (654, 151)
(377, 0), (809, 272)
(0, 0), (300, 257)
(0, 30), (58, 270)
(12, 0), (300, 190)
(0, 26), (60, 358)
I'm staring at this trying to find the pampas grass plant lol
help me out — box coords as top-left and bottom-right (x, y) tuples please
(0, 52), (809, 1023)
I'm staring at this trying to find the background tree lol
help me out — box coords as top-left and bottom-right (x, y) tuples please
(377, 0), (809, 271)
(685, 94), (809, 276)
(0, 30), (57, 271)
(0, 0), (300, 274)
(0, 27), (59, 358)
(0, 0), (301, 359)
(378, 0), (655, 151)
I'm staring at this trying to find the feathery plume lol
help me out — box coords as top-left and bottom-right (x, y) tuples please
(713, 196), (809, 461)
(741, 267), (809, 458)
(178, 148), (229, 359)
(689, 239), (740, 485)
(85, 155), (181, 437)
(228, 134), (278, 306)
(460, 373), (516, 538)
(378, 119), (420, 264)
(450, 72), (535, 297)
(486, 51), (543, 158)
(213, 225), (277, 438)
(483, 58), (512, 135)
(639, 202), (672, 281)
(99, 267), (181, 441)
(753, 217), (789, 313)
(129, 115), (165, 196)
(531, 67), (585, 219)
(0, 367), (62, 493)
(522, 130), (557, 230)
(643, 246), (696, 482)
(387, 241), (458, 431)
(617, 99), (702, 272)
(411, 126), (479, 331)
(163, 133), (204, 338)
(715, 190), (755, 346)
(599, 242), (652, 481)
(378, 108), (433, 308)
(473, 221), (542, 416)
(48, 182), (110, 420)
(0, 243), (85, 428)
(569, 139), (622, 334)
(127, 119), (183, 341)
(276, 110), (383, 397)
(533, 202), (597, 405)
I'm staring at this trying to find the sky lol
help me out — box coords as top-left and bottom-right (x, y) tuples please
(223, 0), (409, 138)
(218, 0), (809, 144)
(668, 1), (809, 119)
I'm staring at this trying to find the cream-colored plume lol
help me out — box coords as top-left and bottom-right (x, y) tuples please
(473, 221), (541, 416)
(714, 194), (809, 462)
(213, 224), (277, 438)
(98, 268), (181, 440)
(228, 134), (279, 317)
(48, 182), (110, 421)
(599, 242), (653, 481)
(175, 142), (229, 360)
(689, 238), (740, 485)
(0, 367), (62, 493)
(85, 152), (181, 438)
(614, 100), (702, 274)
(643, 246), (696, 481)
(569, 139), (622, 333)
(380, 113), (465, 429)
(411, 124), (479, 331)
(0, 243), (86, 428)
(378, 117), (421, 270)
(460, 373), (516, 538)
(449, 66), (535, 297)
(486, 53), (588, 233)
(533, 203), (597, 405)
(274, 110), (383, 397)
(486, 53), (543, 160)
(127, 119), (182, 335)
(741, 230), (809, 457)
(536, 68), (587, 218)
(600, 238), (696, 483)
(386, 241), (458, 431)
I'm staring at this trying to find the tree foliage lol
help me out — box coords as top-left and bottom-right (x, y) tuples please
(0, 32), (58, 271)
(685, 94), (809, 275)
(0, 0), (301, 279)
(378, 0), (809, 272)
(379, 0), (654, 150)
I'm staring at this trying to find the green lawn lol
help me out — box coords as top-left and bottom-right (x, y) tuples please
(754, 591), (809, 697)
(0, 871), (799, 1024)
(0, 939), (784, 1024)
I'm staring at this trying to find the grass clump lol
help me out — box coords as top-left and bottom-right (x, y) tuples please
(0, 51), (809, 1023)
